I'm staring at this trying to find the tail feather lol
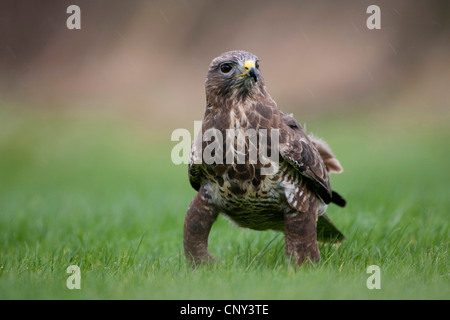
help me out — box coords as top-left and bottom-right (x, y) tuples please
(331, 190), (346, 207)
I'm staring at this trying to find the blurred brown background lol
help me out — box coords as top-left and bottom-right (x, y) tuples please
(1, 0), (449, 130)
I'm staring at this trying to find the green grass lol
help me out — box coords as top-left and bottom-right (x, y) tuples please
(0, 105), (449, 299)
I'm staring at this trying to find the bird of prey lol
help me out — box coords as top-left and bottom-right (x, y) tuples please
(184, 50), (346, 266)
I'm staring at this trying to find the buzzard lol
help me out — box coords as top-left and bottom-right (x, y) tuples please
(184, 50), (346, 266)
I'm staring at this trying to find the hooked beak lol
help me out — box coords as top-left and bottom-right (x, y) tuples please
(247, 66), (258, 82)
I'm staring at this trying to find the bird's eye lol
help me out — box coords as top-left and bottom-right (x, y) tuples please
(255, 60), (260, 69)
(220, 63), (233, 74)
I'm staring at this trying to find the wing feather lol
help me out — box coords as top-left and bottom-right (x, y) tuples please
(280, 113), (332, 204)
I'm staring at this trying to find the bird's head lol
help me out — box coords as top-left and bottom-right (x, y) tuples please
(205, 50), (265, 106)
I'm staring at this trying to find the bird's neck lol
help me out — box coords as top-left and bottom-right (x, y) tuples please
(206, 83), (274, 110)
(204, 85), (278, 133)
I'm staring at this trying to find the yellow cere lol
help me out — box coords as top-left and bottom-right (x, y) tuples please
(244, 60), (255, 71)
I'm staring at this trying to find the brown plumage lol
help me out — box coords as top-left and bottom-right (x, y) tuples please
(184, 50), (346, 266)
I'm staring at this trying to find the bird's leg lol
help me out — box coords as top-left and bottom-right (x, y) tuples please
(284, 199), (320, 266)
(183, 190), (218, 266)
